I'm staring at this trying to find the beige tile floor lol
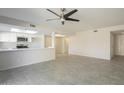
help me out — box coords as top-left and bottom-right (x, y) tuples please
(0, 55), (124, 85)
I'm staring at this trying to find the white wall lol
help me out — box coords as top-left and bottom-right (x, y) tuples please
(30, 35), (45, 48)
(45, 36), (52, 48)
(110, 33), (115, 58)
(69, 30), (110, 60)
(69, 24), (124, 60)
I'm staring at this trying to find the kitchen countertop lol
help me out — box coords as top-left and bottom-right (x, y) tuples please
(0, 47), (54, 52)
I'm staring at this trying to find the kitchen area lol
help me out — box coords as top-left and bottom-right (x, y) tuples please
(0, 23), (55, 71)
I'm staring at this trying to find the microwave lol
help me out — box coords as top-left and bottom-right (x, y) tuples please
(17, 37), (28, 42)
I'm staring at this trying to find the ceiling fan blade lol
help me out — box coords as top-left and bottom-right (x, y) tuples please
(66, 18), (80, 22)
(64, 9), (78, 18)
(46, 9), (60, 17)
(46, 18), (60, 21)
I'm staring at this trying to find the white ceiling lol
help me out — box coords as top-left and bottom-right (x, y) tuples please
(0, 8), (124, 34)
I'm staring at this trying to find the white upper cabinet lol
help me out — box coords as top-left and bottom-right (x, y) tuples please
(0, 23), (34, 42)
(0, 32), (32, 42)
(0, 33), (17, 42)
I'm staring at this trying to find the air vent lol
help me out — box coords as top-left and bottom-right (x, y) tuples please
(30, 24), (36, 28)
(94, 30), (98, 32)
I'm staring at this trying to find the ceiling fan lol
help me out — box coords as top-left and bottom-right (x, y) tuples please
(46, 8), (80, 25)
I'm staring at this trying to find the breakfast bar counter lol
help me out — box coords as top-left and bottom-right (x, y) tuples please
(0, 48), (55, 71)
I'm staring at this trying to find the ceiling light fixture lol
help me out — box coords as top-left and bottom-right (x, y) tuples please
(55, 34), (65, 37)
(11, 28), (37, 34)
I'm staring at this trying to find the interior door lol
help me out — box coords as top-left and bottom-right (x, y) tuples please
(55, 37), (64, 54)
(120, 35), (124, 55)
(115, 34), (124, 56)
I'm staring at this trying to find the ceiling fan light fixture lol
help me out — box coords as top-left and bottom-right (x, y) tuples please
(46, 8), (80, 25)
(61, 18), (65, 22)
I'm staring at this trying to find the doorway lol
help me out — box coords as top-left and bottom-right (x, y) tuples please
(111, 31), (124, 59)
(55, 36), (69, 56)
(45, 34), (69, 56)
